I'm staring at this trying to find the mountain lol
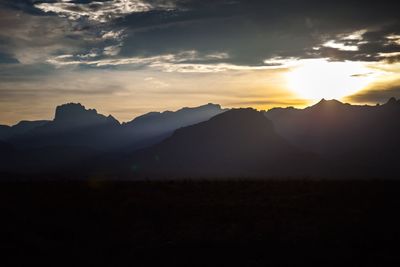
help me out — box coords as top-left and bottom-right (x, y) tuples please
(117, 103), (227, 150)
(34, 103), (120, 134)
(2, 98), (400, 179)
(1, 103), (228, 175)
(7, 103), (226, 151)
(0, 140), (14, 171)
(51, 103), (119, 130)
(0, 125), (10, 140)
(266, 98), (400, 154)
(265, 98), (400, 177)
(0, 120), (49, 140)
(0, 140), (13, 153)
(127, 108), (318, 178)
(125, 103), (225, 131)
(0, 145), (102, 176)
(12, 120), (50, 133)
(9, 103), (120, 149)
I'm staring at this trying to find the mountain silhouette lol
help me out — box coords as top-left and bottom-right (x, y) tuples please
(266, 98), (400, 154)
(124, 103), (225, 134)
(0, 103), (228, 174)
(0, 120), (49, 140)
(5, 103), (226, 151)
(117, 103), (227, 150)
(8, 103), (120, 150)
(1, 98), (400, 179)
(52, 103), (119, 130)
(0, 125), (10, 140)
(0, 140), (13, 153)
(0, 140), (14, 172)
(0, 145), (101, 175)
(127, 108), (317, 178)
(266, 98), (400, 177)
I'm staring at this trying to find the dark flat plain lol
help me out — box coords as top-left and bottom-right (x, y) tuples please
(1, 179), (400, 266)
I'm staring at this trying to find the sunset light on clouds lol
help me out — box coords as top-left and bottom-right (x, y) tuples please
(1, 0), (400, 124)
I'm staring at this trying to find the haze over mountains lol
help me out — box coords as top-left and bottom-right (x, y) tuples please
(128, 108), (317, 178)
(2, 102), (225, 151)
(1, 98), (400, 179)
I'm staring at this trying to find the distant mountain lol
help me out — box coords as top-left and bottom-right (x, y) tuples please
(10, 103), (120, 149)
(128, 108), (317, 178)
(6, 103), (226, 151)
(0, 120), (49, 140)
(117, 103), (227, 150)
(125, 103), (225, 133)
(51, 103), (119, 130)
(0, 103), (228, 175)
(12, 120), (50, 133)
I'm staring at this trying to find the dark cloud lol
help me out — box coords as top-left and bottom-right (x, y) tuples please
(113, 0), (400, 65)
(0, 7), (98, 65)
(1, 0), (400, 67)
(0, 52), (19, 64)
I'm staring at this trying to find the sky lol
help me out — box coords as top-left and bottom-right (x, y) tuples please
(1, 0), (400, 125)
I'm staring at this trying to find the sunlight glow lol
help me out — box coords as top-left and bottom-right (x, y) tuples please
(286, 59), (376, 100)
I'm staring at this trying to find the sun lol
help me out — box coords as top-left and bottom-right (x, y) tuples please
(286, 59), (375, 100)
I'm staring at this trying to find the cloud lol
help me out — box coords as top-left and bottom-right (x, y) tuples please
(316, 29), (369, 52)
(0, 6), (116, 65)
(386, 34), (400, 45)
(322, 40), (359, 52)
(1, 0), (400, 125)
(340, 30), (368, 41)
(0, 5), (130, 66)
(153, 62), (277, 73)
(0, 62), (291, 125)
(45, 50), (291, 73)
(101, 29), (126, 40)
(2, 0), (400, 68)
(263, 57), (299, 68)
(34, 0), (175, 23)
(109, 0), (400, 67)
(103, 45), (122, 56)
(313, 25), (400, 63)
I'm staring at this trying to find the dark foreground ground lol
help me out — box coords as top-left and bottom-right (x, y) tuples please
(1, 179), (400, 266)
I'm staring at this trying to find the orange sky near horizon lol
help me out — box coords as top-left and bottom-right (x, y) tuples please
(1, 58), (399, 126)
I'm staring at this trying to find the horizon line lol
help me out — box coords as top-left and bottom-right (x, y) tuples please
(1, 97), (398, 127)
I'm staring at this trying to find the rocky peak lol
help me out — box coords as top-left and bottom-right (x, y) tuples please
(53, 103), (119, 127)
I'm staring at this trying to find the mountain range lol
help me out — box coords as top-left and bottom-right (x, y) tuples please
(1, 102), (225, 150)
(265, 97), (400, 178)
(1, 98), (400, 179)
(127, 108), (317, 178)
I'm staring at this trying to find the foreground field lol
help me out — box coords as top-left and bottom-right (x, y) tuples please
(1, 180), (400, 266)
